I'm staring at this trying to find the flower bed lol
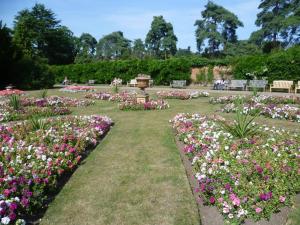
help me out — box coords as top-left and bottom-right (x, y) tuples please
(85, 91), (136, 102)
(209, 95), (300, 105)
(171, 113), (300, 224)
(0, 115), (113, 224)
(0, 89), (25, 97)
(60, 86), (95, 93)
(21, 96), (94, 107)
(119, 99), (169, 110)
(157, 91), (209, 100)
(222, 103), (300, 123)
(210, 95), (300, 123)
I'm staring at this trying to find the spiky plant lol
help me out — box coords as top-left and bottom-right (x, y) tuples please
(9, 95), (21, 110)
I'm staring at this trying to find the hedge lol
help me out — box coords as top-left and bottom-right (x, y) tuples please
(232, 46), (300, 83)
(50, 47), (300, 86)
(50, 57), (228, 85)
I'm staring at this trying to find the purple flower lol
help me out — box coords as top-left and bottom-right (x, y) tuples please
(9, 202), (17, 211)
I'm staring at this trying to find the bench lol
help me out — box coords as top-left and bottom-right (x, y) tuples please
(127, 79), (137, 87)
(295, 81), (300, 94)
(88, 80), (95, 85)
(170, 80), (186, 88)
(226, 80), (247, 91)
(270, 80), (293, 93)
(247, 80), (268, 92)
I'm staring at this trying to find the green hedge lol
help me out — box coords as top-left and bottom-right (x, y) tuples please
(50, 57), (227, 85)
(232, 46), (300, 83)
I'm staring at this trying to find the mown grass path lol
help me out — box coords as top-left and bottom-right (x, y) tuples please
(35, 89), (299, 225)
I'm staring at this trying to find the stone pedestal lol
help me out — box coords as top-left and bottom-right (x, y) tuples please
(136, 94), (149, 104)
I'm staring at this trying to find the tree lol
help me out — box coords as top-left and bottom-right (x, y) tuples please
(145, 16), (177, 59)
(96, 31), (131, 60)
(194, 1), (243, 55)
(132, 39), (146, 59)
(253, 0), (300, 47)
(75, 33), (97, 63)
(223, 40), (261, 56)
(13, 3), (76, 64)
(176, 47), (193, 57)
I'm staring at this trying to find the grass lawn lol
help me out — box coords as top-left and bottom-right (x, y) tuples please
(26, 88), (299, 225)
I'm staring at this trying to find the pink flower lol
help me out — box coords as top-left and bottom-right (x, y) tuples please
(209, 196), (215, 204)
(255, 207), (262, 213)
(279, 196), (286, 203)
(218, 197), (224, 203)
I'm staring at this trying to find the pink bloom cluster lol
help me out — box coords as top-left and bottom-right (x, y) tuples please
(60, 86), (95, 93)
(157, 91), (209, 100)
(171, 113), (299, 223)
(85, 92), (136, 102)
(119, 99), (169, 110)
(0, 89), (25, 97)
(0, 115), (113, 224)
(21, 96), (94, 107)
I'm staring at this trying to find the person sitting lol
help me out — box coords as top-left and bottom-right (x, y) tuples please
(213, 80), (221, 90)
(62, 76), (69, 85)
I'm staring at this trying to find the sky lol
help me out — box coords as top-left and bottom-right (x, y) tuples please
(0, 0), (261, 51)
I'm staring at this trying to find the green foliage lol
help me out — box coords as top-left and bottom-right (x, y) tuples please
(145, 16), (178, 58)
(232, 46), (300, 82)
(196, 70), (206, 84)
(253, 0), (300, 47)
(96, 31), (131, 60)
(13, 3), (76, 64)
(207, 66), (214, 83)
(29, 117), (47, 131)
(51, 58), (191, 85)
(195, 1), (243, 55)
(219, 100), (259, 139)
(9, 95), (21, 110)
(132, 39), (146, 59)
(40, 89), (48, 99)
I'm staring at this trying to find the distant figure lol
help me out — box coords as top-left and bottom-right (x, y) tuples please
(63, 77), (68, 85)
(213, 79), (226, 90)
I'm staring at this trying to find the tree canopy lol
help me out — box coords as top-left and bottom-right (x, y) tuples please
(13, 3), (76, 64)
(145, 16), (178, 59)
(75, 33), (97, 63)
(194, 1), (243, 55)
(251, 0), (300, 47)
(96, 31), (131, 60)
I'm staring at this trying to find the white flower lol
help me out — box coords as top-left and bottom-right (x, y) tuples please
(225, 146), (229, 150)
(228, 213), (234, 219)
(41, 155), (47, 161)
(1, 217), (10, 225)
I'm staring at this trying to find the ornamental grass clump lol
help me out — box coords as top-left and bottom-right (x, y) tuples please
(219, 100), (260, 138)
(9, 95), (22, 111)
(29, 117), (47, 131)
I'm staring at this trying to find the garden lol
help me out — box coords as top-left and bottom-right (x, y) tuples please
(0, 87), (298, 225)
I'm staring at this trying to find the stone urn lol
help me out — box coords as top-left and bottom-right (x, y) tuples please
(136, 74), (150, 103)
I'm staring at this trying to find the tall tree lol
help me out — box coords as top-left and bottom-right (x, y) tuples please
(96, 31), (131, 60)
(253, 0), (300, 47)
(13, 3), (76, 64)
(75, 33), (97, 63)
(194, 1), (243, 55)
(132, 39), (146, 59)
(145, 16), (177, 59)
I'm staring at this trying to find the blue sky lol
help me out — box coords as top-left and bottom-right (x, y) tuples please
(0, 0), (260, 51)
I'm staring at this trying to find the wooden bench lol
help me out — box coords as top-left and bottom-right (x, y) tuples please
(226, 80), (247, 91)
(127, 79), (137, 87)
(247, 80), (268, 92)
(170, 80), (186, 88)
(295, 81), (300, 94)
(270, 80), (293, 93)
